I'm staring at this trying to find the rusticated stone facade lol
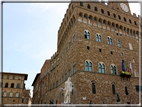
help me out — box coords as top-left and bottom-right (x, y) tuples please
(32, 0), (141, 104)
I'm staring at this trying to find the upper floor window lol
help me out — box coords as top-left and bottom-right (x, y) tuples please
(124, 17), (126, 22)
(53, 83), (55, 88)
(13, 76), (15, 79)
(17, 84), (20, 88)
(9, 92), (13, 97)
(107, 37), (112, 45)
(134, 21), (137, 25)
(73, 65), (76, 74)
(3, 92), (7, 97)
(73, 34), (75, 42)
(44, 72), (46, 76)
(111, 65), (117, 75)
(47, 68), (49, 74)
(113, 14), (116, 18)
(84, 31), (90, 39)
(107, 11), (110, 16)
(18, 76), (21, 80)
(80, 2), (83, 6)
(99, 35), (102, 42)
(87, 4), (91, 9)
(101, 9), (104, 14)
(68, 70), (71, 77)
(5, 83), (8, 88)
(118, 15), (121, 20)
(15, 93), (19, 97)
(117, 40), (121, 47)
(11, 83), (14, 88)
(129, 43), (133, 50)
(94, 7), (97, 11)
(85, 61), (92, 71)
(129, 19), (132, 23)
(7, 75), (9, 79)
(54, 61), (56, 67)
(56, 81), (58, 87)
(99, 63), (105, 73)
(92, 83), (96, 94)
(2, 75), (4, 79)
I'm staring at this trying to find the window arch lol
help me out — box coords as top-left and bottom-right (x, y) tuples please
(87, 4), (91, 9)
(101, 9), (104, 14)
(111, 65), (117, 75)
(5, 83), (8, 88)
(99, 63), (105, 73)
(11, 83), (14, 88)
(17, 84), (20, 88)
(85, 61), (92, 72)
(107, 37), (112, 45)
(124, 17), (126, 22)
(94, 7), (97, 11)
(9, 92), (13, 97)
(129, 19), (132, 23)
(118, 15), (121, 20)
(84, 30), (90, 39)
(107, 11), (110, 16)
(3, 92), (7, 97)
(15, 93), (19, 97)
(117, 40), (121, 47)
(113, 13), (116, 18)
(129, 43), (133, 50)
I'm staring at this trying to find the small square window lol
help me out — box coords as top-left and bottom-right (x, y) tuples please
(121, 53), (123, 56)
(99, 49), (102, 52)
(18, 76), (21, 80)
(111, 51), (113, 55)
(87, 46), (89, 50)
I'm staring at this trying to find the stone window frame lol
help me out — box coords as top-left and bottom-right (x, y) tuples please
(98, 62), (105, 73)
(84, 30), (90, 39)
(15, 92), (19, 97)
(110, 64), (117, 75)
(3, 92), (7, 97)
(117, 40), (121, 47)
(111, 82), (116, 94)
(11, 83), (14, 88)
(5, 83), (8, 88)
(9, 92), (13, 97)
(85, 59), (93, 72)
(96, 33), (102, 42)
(107, 36), (112, 45)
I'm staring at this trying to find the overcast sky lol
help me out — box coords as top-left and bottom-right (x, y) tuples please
(3, 1), (141, 97)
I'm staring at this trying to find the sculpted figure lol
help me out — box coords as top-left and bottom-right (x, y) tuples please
(64, 77), (72, 103)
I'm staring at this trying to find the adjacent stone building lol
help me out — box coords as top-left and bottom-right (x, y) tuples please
(2, 72), (28, 104)
(32, 0), (141, 104)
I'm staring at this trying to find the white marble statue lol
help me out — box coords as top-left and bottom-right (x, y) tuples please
(64, 77), (72, 104)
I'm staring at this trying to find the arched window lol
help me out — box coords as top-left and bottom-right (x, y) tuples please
(118, 15), (121, 20)
(118, 40), (121, 47)
(9, 92), (13, 97)
(96, 34), (99, 41)
(87, 4), (91, 9)
(111, 65), (117, 75)
(101, 9), (104, 14)
(110, 38), (112, 45)
(99, 35), (102, 42)
(129, 19), (132, 23)
(92, 83), (96, 94)
(102, 64), (105, 73)
(94, 7), (97, 11)
(84, 31), (90, 39)
(113, 14), (116, 18)
(129, 43), (133, 50)
(107, 11), (110, 16)
(17, 84), (20, 88)
(85, 61), (92, 71)
(11, 83), (14, 88)
(124, 17), (126, 22)
(3, 92), (7, 97)
(99, 63), (105, 73)
(134, 21), (137, 25)
(112, 85), (115, 94)
(15, 93), (19, 97)
(5, 83), (8, 88)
